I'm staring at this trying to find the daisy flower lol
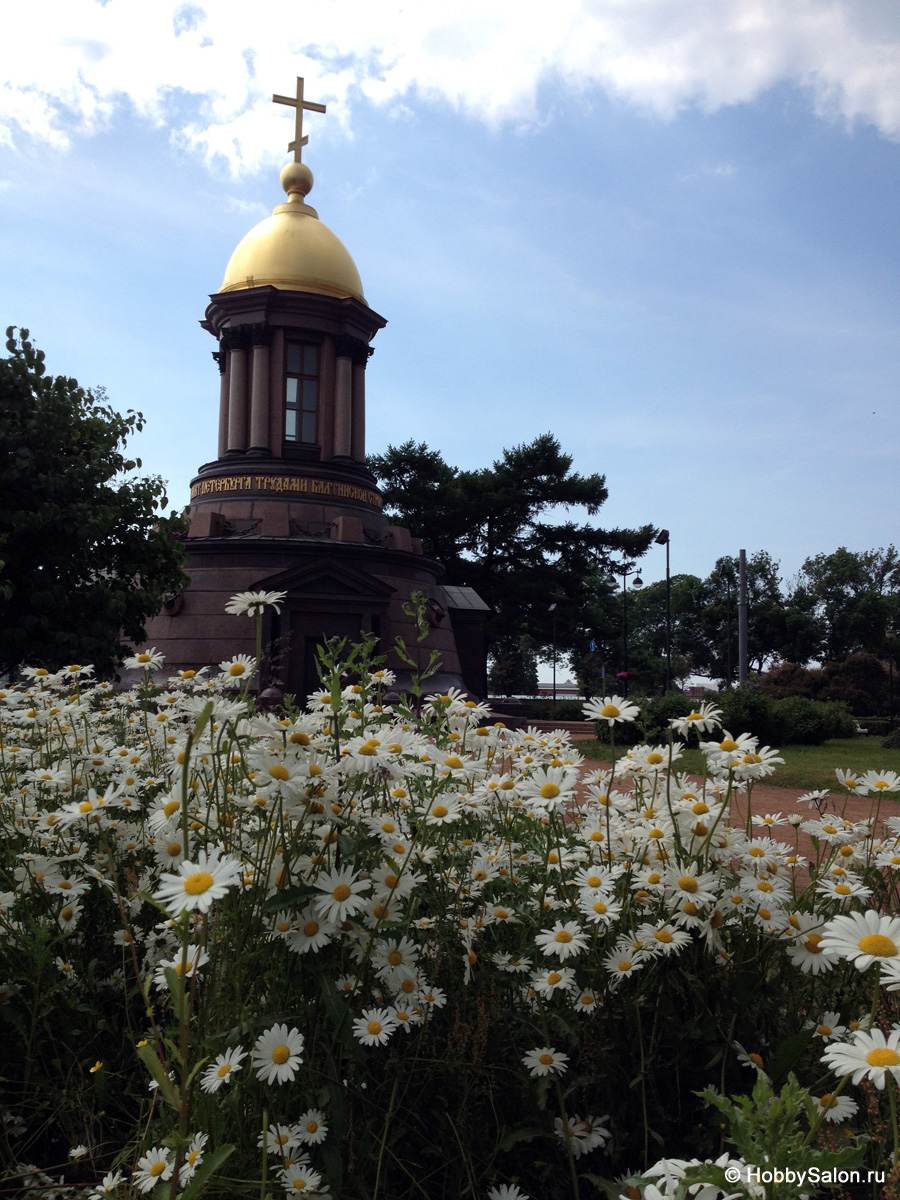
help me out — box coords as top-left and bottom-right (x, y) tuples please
(812, 1013), (847, 1042)
(860, 769), (900, 793)
(553, 1114), (610, 1157)
(132, 1146), (173, 1193)
(822, 1027), (900, 1089)
(669, 701), (722, 736)
(820, 910), (900, 970)
(534, 921), (590, 961)
(217, 654), (257, 684)
(224, 590), (287, 616)
(784, 916), (840, 975)
(200, 1045), (247, 1093)
(353, 1007), (399, 1046)
(259, 1123), (300, 1155)
(312, 865), (371, 923)
(835, 768), (867, 795)
(521, 1046), (570, 1077)
(154, 847), (243, 916)
(294, 1109), (328, 1145)
(252, 1023), (305, 1085)
(813, 1093), (859, 1123)
(280, 1163), (322, 1194)
(88, 1172), (124, 1198)
(488, 1187), (530, 1200)
(583, 695), (640, 725)
(531, 966), (576, 997)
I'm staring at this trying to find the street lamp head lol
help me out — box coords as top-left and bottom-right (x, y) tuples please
(655, 529), (670, 545)
(632, 575), (643, 588)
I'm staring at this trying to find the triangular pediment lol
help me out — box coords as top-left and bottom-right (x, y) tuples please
(254, 557), (396, 600)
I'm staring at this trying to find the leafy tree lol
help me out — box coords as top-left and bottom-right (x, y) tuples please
(0, 328), (187, 677)
(796, 546), (900, 660)
(368, 436), (655, 676)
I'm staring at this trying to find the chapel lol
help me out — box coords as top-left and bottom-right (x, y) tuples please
(143, 79), (487, 698)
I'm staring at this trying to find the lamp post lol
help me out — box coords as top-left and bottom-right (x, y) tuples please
(887, 630), (896, 731)
(549, 603), (558, 706)
(612, 565), (643, 696)
(655, 529), (671, 692)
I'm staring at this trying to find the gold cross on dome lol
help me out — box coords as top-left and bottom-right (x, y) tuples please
(272, 76), (327, 162)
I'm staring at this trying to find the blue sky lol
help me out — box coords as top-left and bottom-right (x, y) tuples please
(2, 0), (898, 596)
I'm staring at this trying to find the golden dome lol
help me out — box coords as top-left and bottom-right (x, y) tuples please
(218, 162), (365, 303)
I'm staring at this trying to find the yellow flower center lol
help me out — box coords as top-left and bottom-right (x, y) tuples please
(547, 972), (562, 985)
(184, 872), (213, 895)
(600, 704), (620, 718)
(150, 1162), (166, 1178)
(388, 950), (403, 965)
(217, 1063), (232, 1077)
(541, 783), (560, 799)
(647, 752), (664, 765)
(555, 930), (573, 943)
(332, 884), (352, 901)
(834, 884), (852, 896)
(594, 901), (608, 914)
(229, 663), (246, 676)
(367, 1021), (382, 1035)
(859, 934), (898, 957)
(817, 1024), (832, 1036)
(719, 739), (738, 752)
(867, 1048), (900, 1067)
(678, 876), (699, 893)
(618, 960), (632, 971)
(749, 1053), (763, 1067)
(539, 1053), (554, 1065)
(444, 757), (464, 769)
(656, 930), (673, 943)
(167, 843), (182, 858)
(269, 765), (290, 781)
(805, 934), (823, 953)
(306, 1121), (318, 1133)
(272, 1046), (290, 1064)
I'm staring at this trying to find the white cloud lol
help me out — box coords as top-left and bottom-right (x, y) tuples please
(2, 0), (900, 169)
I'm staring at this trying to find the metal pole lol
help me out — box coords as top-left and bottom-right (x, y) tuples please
(552, 609), (557, 706)
(738, 549), (749, 684)
(665, 539), (671, 692)
(622, 572), (628, 697)
(725, 577), (733, 687)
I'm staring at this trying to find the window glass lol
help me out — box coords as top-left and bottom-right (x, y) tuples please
(285, 342), (319, 443)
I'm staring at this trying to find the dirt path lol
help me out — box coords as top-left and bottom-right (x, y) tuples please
(573, 747), (897, 870)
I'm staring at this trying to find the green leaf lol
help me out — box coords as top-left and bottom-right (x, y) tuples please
(136, 1042), (180, 1112)
(177, 1144), (235, 1200)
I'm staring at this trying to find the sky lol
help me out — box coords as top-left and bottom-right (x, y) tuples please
(1, 0), (899, 598)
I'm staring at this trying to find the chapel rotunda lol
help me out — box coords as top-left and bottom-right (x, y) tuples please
(142, 79), (487, 698)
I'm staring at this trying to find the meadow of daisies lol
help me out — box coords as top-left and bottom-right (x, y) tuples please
(3, 590), (900, 1200)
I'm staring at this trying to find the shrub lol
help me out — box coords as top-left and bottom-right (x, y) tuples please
(715, 685), (780, 744)
(771, 696), (855, 745)
(883, 728), (900, 749)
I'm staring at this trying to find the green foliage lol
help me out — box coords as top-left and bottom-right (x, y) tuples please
(682, 1075), (865, 1200)
(715, 686), (781, 744)
(798, 545), (900, 661)
(0, 327), (188, 676)
(368, 435), (655, 668)
(770, 696), (856, 745)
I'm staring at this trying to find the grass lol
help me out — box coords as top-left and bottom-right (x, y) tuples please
(575, 736), (900, 793)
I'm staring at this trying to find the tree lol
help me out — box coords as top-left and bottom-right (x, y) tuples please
(368, 435), (655, 676)
(0, 328), (187, 677)
(796, 546), (900, 661)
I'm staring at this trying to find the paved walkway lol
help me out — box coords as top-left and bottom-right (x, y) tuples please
(573, 750), (897, 871)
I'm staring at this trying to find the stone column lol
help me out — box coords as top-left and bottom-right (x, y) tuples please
(351, 360), (366, 461)
(214, 350), (228, 458)
(249, 341), (271, 453)
(227, 346), (248, 453)
(334, 354), (352, 458)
